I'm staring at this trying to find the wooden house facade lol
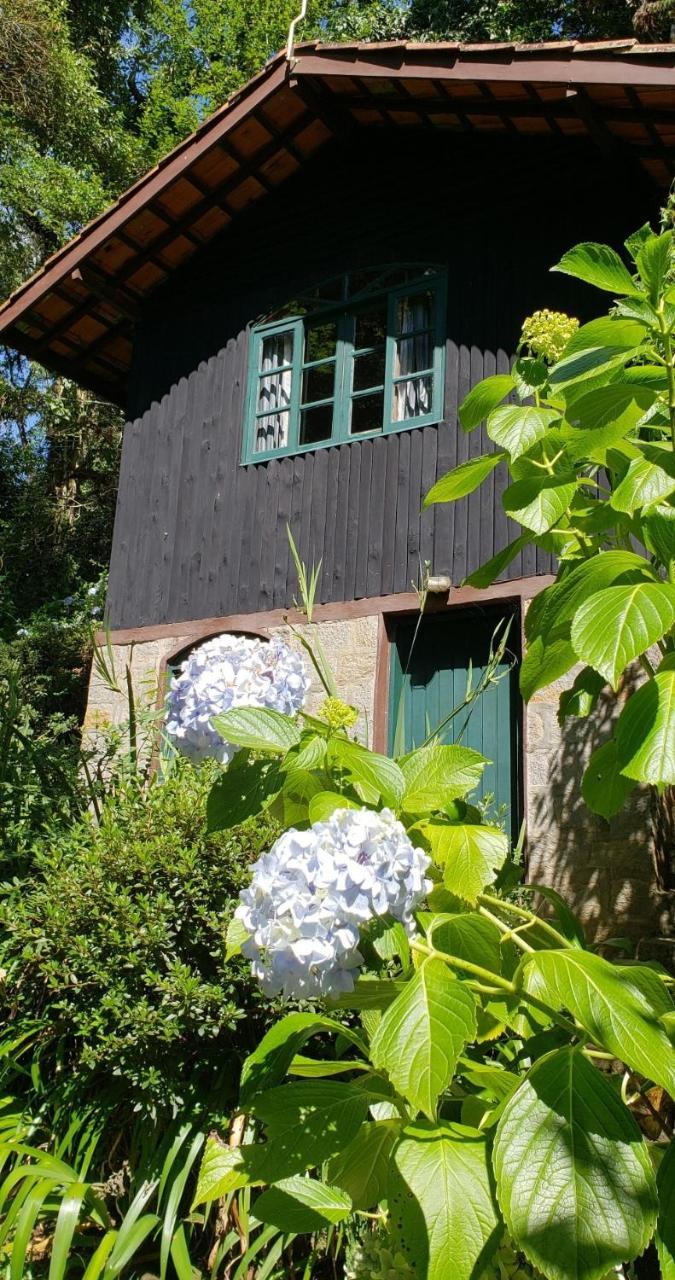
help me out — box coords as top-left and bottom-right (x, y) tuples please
(3, 39), (675, 937)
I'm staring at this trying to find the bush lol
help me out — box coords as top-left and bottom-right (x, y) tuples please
(0, 757), (280, 1117)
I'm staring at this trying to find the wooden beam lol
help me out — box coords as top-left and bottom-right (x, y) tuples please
(292, 50), (675, 88)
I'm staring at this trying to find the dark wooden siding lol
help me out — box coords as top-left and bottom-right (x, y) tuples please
(107, 131), (657, 629)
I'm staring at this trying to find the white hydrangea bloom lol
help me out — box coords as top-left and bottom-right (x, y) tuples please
(236, 807), (431, 1000)
(165, 633), (310, 764)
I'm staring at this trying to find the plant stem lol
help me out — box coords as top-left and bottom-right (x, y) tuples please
(477, 904), (535, 952)
(477, 893), (571, 949)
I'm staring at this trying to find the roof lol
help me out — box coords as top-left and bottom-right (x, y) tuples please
(1, 38), (674, 406)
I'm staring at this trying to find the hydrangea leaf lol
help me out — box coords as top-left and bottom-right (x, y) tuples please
(571, 583), (675, 690)
(240, 1013), (367, 1104)
(502, 472), (577, 534)
(610, 450), (675, 515)
(493, 1047), (657, 1280)
(370, 958), (476, 1120)
(558, 667), (606, 723)
(535, 550), (656, 643)
(206, 751), (283, 831)
(562, 316), (647, 355)
(462, 535), (529, 589)
(565, 382), (655, 434)
(615, 669), (675, 786)
(428, 913), (502, 975)
(225, 913), (249, 961)
(486, 405), (559, 460)
(656, 1139), (675, 1280)
(552, 242), (641, 296)
(458, 374), (515, 432)
(519, 634), (577, 701)
(413, 819), (509, 904)
(424, 453), (506, 507)
(192, 1138), (250, 1207)
(253, 1177), (352, 1233)
(399, 744), (487, 813)
(389, 1122), (501, 1280)
(247, 1082), (372, 1180)
(326, 1119), (401, 1210)
(307, 791), (360, 822)
(519, 950), (675, 1095)
(328, 738), (405, 808)
(211, 707), (301, 754)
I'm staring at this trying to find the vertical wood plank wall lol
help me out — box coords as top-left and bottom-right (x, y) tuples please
(106, 131), (655, 629)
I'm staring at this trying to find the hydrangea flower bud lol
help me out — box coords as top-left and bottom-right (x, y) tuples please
(236, 807), (431, 1000)
(165, 633), (310, 763)
(519, 309), (579, 365)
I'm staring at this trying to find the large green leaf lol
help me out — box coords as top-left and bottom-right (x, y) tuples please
(636, 229), (672, 301)
(327, 737), (404, 808)
(400, 744), (486, 813)
(247, 1081), (371, 1180)
(565, 382), (655, 434)
(206, 751), (282, 831)
(211, 707), (300, 754)
(308, 791), (359, 823)
(535, 551), (656, 643)
(503, 472), (577, 534)
(570, 582), (675, 690)
(610, 450), (675, 515)
(493, 1047), (657, 1280)
(615, 668), (675, 786)
(424, 453), (506, 507)
(253, 1177), (352, 1233)
(519, 634), (577, 701)
(558, 667), (606, 723)
(413, 819), (509, 904)
(562, 316), (647, 355)
(463, 535), (528, 589)
(429, 913), (502, 975)
(520, 950), (675, 1094)
(390, 1122), (501, 1280)
(656, 1139), (675, 1280)
(325, 1119), (401, 1209)
(240, 1012), (367, 1104)
(486, 405), (559, 460)
(458, 374), (515, 432)
(643, 504), (675, 568)
(552, 242), (640, 295)
(581, 739), (636, 820)
(370, 959), (476, 1120)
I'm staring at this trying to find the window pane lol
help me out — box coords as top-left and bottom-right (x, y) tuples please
(258, 364), (292, 415)
(300, 402), (334, 446)
(303, 361), (335, 404)
(396, 330), (432, 378)
(305, 320), (337, 363)
(355, 305), (387, 350)
(260, 330), (293, 371)
(255, 411), (289, 452)
(351, 391), (384, 435)
(353, 347), (385, 391)
(396, 290), (433, 336)
(393, 375), (433, 423)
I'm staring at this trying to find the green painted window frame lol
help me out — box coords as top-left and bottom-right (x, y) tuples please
(242, 268), (447, 464)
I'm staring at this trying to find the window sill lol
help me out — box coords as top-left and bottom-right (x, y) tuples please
(241, 415), (445, 466)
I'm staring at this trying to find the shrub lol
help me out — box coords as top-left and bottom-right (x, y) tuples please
(0, 757), (280, 1117)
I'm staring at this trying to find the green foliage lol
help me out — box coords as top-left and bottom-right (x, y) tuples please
(427, 220), (675, 815)
(191, 675), (674, 1280)
(0, 758), (278, 1114)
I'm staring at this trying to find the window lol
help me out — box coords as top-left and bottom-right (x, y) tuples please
(243, 266), (446, 462)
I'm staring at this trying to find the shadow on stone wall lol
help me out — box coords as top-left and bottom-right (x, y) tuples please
(526, 682), (674, 957)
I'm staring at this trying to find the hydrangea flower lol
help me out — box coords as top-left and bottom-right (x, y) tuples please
(165, 634), (310, 764)
(236, 807), (431, 1000)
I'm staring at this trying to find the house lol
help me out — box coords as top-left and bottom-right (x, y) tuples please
(2, 38), (675, 940)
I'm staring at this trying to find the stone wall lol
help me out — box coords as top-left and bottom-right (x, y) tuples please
(84, 616), (672, 946)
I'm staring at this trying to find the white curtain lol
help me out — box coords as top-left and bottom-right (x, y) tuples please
(255, 331), (293, 452)
(394, 295), (431, 422)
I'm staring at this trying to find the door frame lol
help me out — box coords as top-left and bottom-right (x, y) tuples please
(372, 577), (553, 828)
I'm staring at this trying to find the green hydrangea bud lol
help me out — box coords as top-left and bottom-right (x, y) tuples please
(319, 696), (359, 731)
(519, 309), (579, 365)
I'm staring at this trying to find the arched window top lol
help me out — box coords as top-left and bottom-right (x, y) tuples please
(243, 265), (447, 463)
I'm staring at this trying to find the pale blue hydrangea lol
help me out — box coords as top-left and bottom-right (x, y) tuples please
(165, 633), (310, 764)
(236, 807), (431, 999)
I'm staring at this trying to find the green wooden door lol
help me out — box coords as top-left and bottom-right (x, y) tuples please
(388, 607), (521, 839)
